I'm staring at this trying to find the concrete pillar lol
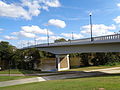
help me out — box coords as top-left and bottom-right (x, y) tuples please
(56, 54), (70, 71)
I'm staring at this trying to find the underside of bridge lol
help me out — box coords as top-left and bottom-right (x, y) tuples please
(37, 42), (120, 71)
(22, 34), (120, 71)
(38, 42), (120, 55)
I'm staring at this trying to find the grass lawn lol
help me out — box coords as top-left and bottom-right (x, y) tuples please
(0, 69), (51, 74)
(66, 65), (120, 71)
(0, 69), (48, 82)
(1, 65), (120, 74)
(1, 74), (120, 90)
(0, 76), (36, 82)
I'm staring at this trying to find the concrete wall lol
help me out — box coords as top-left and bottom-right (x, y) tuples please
(70, 57), (81, 67)
(37, 58), (56, 71)
(56, 54), (70, 71)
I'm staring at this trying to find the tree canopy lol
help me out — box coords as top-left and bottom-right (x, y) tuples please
(54, 38), (66, 43)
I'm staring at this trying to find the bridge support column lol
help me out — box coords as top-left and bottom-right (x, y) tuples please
(56, 54), (70, 71)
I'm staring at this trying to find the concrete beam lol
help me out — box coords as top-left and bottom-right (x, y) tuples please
(38, 42), (120, 54)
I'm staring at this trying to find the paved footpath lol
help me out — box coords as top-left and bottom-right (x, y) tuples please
(0, 67), (120, 87)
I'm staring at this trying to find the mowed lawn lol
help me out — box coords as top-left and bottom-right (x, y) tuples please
(66, 65), (120, 71)
(0, 76), (36, 82)
(0, 69), (48, 82)
(0, 69), (43, 74)
(1, 74), (120, 90)
(0, 65), (120, 74)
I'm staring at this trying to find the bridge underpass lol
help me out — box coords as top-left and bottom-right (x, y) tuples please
(22, 34), (120, 71)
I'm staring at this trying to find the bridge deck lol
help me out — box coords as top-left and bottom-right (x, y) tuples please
(25, 34), (120, 48)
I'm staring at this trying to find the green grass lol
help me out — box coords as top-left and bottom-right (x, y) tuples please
(66, 65), (120, 71)
(0, 69), (23, 74)
(0, 76), (36, 82)
(1, 65), (120, 74)
(0, 69), (50, 82)
(0, 69), (51, 74)
(1, 74), (120, 90)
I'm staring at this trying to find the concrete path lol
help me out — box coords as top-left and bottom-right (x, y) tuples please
(85, 67), (120, 72)
(84, 67), (120, 74)
(0, 77), (46, 87)
(0, 67), (120, 76)
(0, 72), (105, 87)
(0, 67), (120, 87)
(0, 73), (59, 76)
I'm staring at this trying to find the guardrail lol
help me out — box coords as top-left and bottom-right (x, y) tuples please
(57, 34), (120, 45)
(22, 34), (120, 49)
(93, 34), (120, 41)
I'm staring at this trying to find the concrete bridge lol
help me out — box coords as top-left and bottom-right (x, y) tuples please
(22, 34), (120, 71)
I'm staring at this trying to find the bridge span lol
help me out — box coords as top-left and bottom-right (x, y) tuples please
(22, 34), (120, 71)
(23, 34), (120, 54)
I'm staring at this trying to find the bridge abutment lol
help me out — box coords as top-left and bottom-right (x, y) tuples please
(56, 54), (70, 71)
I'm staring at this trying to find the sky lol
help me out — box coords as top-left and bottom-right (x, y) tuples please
(0, 0), (120, 48)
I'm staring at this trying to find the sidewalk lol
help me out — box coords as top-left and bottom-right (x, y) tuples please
(0, 67), (120, 87)
(1, 67), (120, 76)
(0, 77), (46, 87)
(0, 72), (105, 87)
(0, 73), (59, 76)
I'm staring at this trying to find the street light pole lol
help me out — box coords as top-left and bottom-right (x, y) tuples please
(47, 29), (49, 45)
(89, 12), (93, 41)
(34, 36), (37, 46)
(27, 41), (29, 47)
(72, 32), (74, 40)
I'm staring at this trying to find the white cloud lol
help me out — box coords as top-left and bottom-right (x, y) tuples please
(41, 6), (49, 11)
(22, 0), (41, 16)
(21, 25), (53, 35)
(80, 24), (116, 36)
(0, 28), (3, 33)
(0, 1), (31, 20)
(41, 0), (61, 7)
(4, 35), (18, 40)
(61, 33), (84, 39)
(18, 40), (35, 48)
(12, 31), (36, 38)
(117, 3), (120, 7)
(20, 31), (36, 38)
(12, 25), (54, 38)
(0, 0), (61, 20)
(36, 36), (47, 41)
(48, 19), (66, 28)
(36, 35), (62, 42)
(113, 16), (120, 24)
(50, 36), (63, 40)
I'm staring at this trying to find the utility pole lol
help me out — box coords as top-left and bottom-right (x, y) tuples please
(72, 32), (74, 40)
(89, 12), (93, 41)
(34, 36), (37, 46)
(27, 41), (29, 47)
(21, 41), (22, 48)
(9, 59), (10, 77)
(47, 29), (49, 45)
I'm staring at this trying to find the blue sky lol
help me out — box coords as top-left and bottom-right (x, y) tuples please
(0, 0), (120, 48)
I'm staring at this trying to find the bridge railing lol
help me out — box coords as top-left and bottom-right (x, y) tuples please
(53, 34), (120, 45)
(93, 34), (120, 41)
(24, 34), (120, 48)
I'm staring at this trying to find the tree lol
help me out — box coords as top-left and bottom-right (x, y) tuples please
(54, 38), (66, 43)
(91, 53), (106, 66)
(80, 53), (90, 66)
(21, 48), (41, 70)
(0, 41), (16, 70)
(104, 53), (120, 66)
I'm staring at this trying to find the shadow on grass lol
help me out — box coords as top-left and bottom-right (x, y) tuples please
(67, 71), (120, 80)
(19, 69), (42, 74)
(18, 69), (54, 75)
